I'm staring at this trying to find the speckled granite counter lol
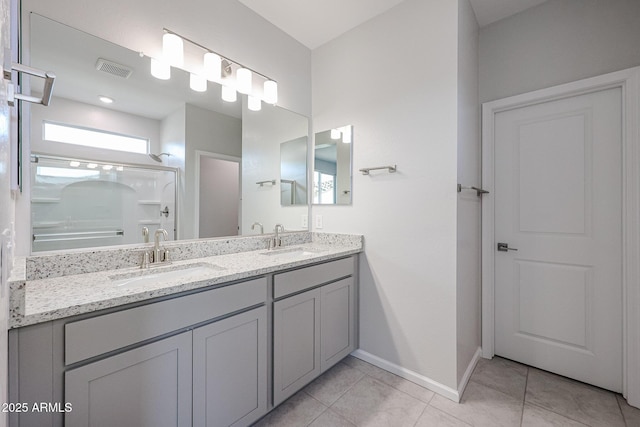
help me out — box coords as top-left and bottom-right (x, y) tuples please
(9, 232), (362, 328)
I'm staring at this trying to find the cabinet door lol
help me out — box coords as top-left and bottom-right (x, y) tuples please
(193, 306), (267, 427)
(65, 332), (192, 427)
(273, 288), (321, 406)
(321, 277), (357, 372)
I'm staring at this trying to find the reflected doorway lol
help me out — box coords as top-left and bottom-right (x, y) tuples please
(195, 151), (241, 238)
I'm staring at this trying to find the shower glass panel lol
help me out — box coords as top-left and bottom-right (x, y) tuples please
(31, 155), (177, 252)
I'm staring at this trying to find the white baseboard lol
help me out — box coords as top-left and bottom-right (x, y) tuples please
(457, 347), (482, 398)
(350, 349), (461, 402)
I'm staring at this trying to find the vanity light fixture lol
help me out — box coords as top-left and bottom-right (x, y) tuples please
(154, 29), (278, 107)
(248, 95), (261, 111)
(189, 73), (207, 92)
(221, 84), (237, 102)
(98, 95), (114, 104)
(162, 32), (184, 67)
(263, 80), (278, 104)
(203, 52), (222, 82)
(150, 58), (170, 80)
(236, 67), (252, 95)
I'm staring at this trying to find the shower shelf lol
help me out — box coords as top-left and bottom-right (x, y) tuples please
(32, 197), (61, 203)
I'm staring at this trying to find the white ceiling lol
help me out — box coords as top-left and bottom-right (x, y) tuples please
(238, 0), (550, 49)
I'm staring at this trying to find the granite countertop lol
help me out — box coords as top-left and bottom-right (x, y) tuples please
(10, 237), (362, 329)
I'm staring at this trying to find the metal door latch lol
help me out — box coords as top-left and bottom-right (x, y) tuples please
(497, 242), (518, 252)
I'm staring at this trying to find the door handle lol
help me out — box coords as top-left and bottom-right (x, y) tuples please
(497, 242), (518, 252)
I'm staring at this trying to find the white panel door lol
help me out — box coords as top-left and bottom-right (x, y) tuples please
(494, 87), (622, 392)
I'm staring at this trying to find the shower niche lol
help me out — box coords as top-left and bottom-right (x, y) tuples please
(31, 155), (177, 252)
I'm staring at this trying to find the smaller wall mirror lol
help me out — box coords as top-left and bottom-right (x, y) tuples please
(313, 125), (353, 205)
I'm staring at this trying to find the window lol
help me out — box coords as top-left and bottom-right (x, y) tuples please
(43, 122), (148, 154)
(313, 171), (336, 204)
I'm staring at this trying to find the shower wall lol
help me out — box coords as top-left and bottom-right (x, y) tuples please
(31, 156), (176, 252)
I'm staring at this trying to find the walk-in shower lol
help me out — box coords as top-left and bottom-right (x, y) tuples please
(31, 154), (177, 252)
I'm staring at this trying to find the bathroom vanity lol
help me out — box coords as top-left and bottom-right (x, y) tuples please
(7, 232), (361, 427)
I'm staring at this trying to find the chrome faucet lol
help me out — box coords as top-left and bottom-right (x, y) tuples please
(142, 226), (149, 243)
(153, 228), (169, 263)
(251, 222), (264, 234)
(271, 224), (285, 249)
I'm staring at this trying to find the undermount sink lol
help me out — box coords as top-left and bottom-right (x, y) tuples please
(260, 246), (325, 259)
(109, 263), (225, 287)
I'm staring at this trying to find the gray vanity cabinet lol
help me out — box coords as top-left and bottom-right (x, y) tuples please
(64, 331), (193, 427)
(193, 306), (267, 427)
(273, 288), (322, 405)
(272, 257), (357, 406)
(321, 277), (356, 371)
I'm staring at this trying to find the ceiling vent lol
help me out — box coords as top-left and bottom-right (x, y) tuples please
(95, 58), (133, 79)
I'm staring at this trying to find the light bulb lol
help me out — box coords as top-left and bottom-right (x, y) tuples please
(162, 33), (183, 67)
(341, 126), (352, 143)
(221, 85), (237, 102)
(204, 52), (222, 82)
(263, 80), (278, 104)
(102, 165), (113, 171)
(236, 68), (252, 94)
(87, 163), (98, 169)
(248, 95), (262, 111)
(190, 73), (207, 92)
(330, 129), (341, 140)
(69, 161), (80, 167)
(98, 95), (114, 104)
(150, 58), (170, 80)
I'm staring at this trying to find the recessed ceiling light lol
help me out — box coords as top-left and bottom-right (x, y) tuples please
(98, 95), (114, 104)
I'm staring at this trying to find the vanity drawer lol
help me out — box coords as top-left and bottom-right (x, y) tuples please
(65, 277), (267, 365)
(274, 257), (354, 299)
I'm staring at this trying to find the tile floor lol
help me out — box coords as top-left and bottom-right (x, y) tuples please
(253, 355), (640, 427)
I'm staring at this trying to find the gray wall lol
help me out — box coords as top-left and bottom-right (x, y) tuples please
(312, 0), (460, 389)
(479, 0), (640, 102)
(456, 0), (480, 386)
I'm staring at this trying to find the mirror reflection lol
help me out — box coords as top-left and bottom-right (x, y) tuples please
(280, 137), (308, 206)
(26, 13), (309, 252)
(313, 126), (353, 205)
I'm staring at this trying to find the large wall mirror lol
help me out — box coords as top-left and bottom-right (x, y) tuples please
(313, 126), (353, 205)
(24, 13), (309, 253)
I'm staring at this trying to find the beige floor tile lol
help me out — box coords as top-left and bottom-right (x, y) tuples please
(525, 369), (625, 427)
(303, 362), (365, 405)
(342, 355), (388, 376)
(617, 394), (640, 426)
(430, 381), (523, 427)
(308, 409), (356, 427)
(342, 355), (434, 403)
(331, 376), (426, 427)
(470, 357), (528, 400)
(253, 391), (327, 427)
(414, 406), (471, 427)
(522, 404), (588, 426)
